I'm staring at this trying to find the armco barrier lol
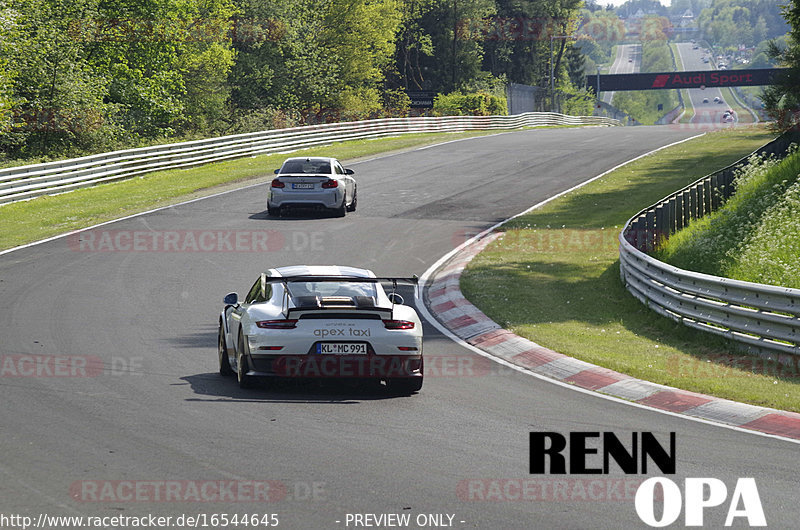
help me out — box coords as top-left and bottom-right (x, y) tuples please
(0, 113), (619, 206)
(619, 131), (800, 363)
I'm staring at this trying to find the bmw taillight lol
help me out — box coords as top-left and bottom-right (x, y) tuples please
(256, 319), (298, 329)
(321, 179), (338, 188)
(271, 179), (285, 188)
(383, 320), (415, 330)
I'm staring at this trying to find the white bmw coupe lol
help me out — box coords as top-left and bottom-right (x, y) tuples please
(268, 157), (357, 217)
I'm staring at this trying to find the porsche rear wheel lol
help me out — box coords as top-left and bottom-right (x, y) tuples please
(218, 323), (233, 376)
(236, 332), (254, 389)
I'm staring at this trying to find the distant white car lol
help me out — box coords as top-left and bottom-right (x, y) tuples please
(268, 156), (357, 217)
(218, 265), (423, 393)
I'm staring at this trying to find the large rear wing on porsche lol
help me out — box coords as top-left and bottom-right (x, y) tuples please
(264, 275), (419, 319)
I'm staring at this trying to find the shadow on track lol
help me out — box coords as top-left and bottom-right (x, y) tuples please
(248, 208), (344, 221)
(181, 373), (415, 403)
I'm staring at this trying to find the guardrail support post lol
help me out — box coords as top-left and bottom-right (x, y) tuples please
(711, 174), (722, 210)
(645, 210), (656, 253)
(720, 168), (733, 200)
(667, 197), (676, 236)
(655, 204), (666, 248)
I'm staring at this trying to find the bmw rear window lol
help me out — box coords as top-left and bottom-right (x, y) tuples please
(280, 160), (331, 174)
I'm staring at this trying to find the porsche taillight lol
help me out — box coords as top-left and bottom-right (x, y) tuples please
(321, 179), (338, 188)
(382, 320), (415, 330)
(256, 319), (298, 329)
(271, 179), (285, 188)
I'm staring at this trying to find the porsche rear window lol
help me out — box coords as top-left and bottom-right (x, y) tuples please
(288, 281), (377, 300)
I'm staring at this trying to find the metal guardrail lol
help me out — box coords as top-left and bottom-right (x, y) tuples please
(619, 132), (800, 362)
(0, 112), (620, 205)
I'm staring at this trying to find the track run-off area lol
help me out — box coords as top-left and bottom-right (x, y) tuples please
(1, 126), (797, 529)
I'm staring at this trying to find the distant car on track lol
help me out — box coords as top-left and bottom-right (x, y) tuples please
(268, 156), (356, 217)
(702, 97), (709, 103)
(714, 96), (721, 104)
(218, 265), (424, 393)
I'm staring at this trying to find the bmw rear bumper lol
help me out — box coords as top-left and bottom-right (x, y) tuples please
(268, 189), (342, 209)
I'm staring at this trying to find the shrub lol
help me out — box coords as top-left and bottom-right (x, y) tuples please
(433, 91), (507, 116)
(656, 145), (800, 288)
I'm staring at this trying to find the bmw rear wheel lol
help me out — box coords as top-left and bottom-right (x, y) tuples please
(334, 196), (347, 217)
(346, 186), (357, 212)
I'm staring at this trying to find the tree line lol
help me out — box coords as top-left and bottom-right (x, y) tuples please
(2, 0), (797, 163)
(0, 0), (592, 162)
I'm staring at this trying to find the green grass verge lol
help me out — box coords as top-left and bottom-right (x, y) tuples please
(656, 146), (800, 288)
(0, 131), (498, 251)
(460, 126), (800, 412)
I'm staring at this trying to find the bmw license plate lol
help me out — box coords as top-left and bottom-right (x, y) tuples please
(292, 183), (314, 189)
(317, 343), (367, 355)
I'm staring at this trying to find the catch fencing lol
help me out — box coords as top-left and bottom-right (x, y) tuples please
(0, 113), (619, 206)
(619, 131), (800, 363)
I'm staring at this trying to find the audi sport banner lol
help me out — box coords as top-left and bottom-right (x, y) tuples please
(587, 68), (787, 92)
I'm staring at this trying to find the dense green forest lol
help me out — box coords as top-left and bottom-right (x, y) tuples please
(0, 0), (796, 162)
(0, 0), (590, 161)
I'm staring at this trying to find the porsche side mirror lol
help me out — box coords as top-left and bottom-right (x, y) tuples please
(345, 168), (355, 175)
(223, 293), (239, 305)
(274, 169), (280, 174)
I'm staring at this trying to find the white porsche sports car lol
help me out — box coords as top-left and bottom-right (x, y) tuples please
(218, 265), (423, 393)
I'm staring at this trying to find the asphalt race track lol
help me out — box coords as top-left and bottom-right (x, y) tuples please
(675, 42), (736, 126)
(1, 126), (797, 529)
(601, 43), (640, 104)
